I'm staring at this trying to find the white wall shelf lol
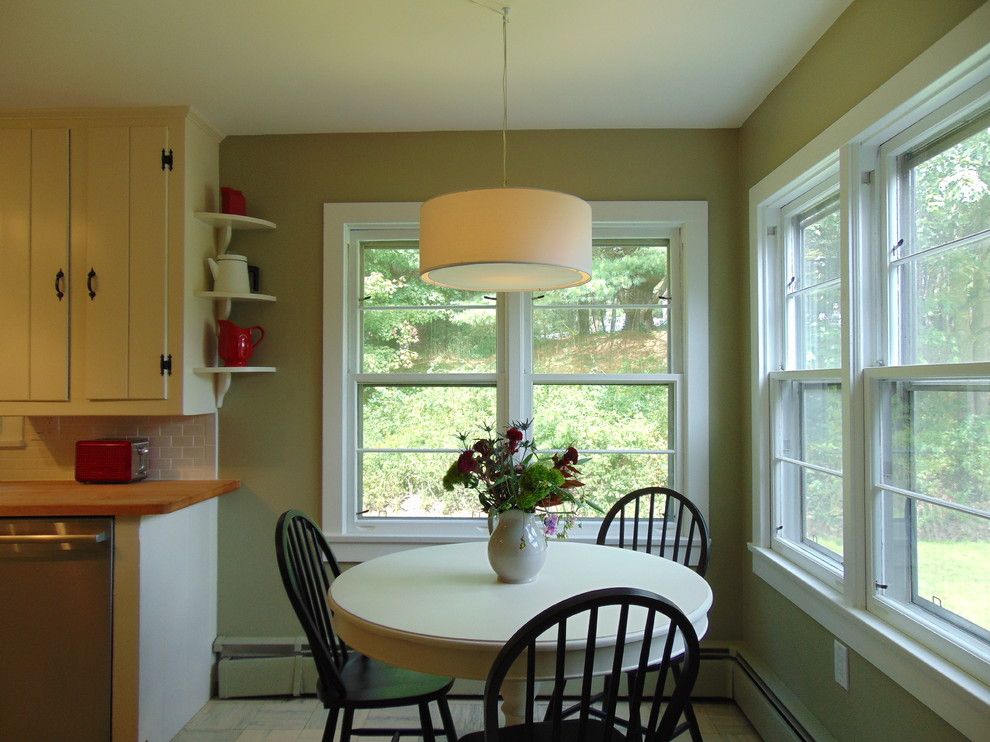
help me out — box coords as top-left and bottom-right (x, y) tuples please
(194, 211), (278, 407)
(193, 367), (277, 408)
(194, 290), (276, 320)
(194, 211), (276, 254)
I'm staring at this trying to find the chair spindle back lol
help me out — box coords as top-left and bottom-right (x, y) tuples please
(275, 510), (348, 696)
(482, 587), (700, 742)
(596, 487), (711, 576)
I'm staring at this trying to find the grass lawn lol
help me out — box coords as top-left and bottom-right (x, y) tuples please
(810, 538), (988, 631)
(917, 540), (989, 631)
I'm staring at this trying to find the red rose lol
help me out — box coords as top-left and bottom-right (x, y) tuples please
(457, 450), (478, 474)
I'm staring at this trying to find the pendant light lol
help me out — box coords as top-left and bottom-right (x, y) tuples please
(419, 6), (592, 292)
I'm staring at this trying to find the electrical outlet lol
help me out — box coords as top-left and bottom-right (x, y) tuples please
(834, 639), (849, 690)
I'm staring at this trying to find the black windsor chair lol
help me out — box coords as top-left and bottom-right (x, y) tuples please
(591, 487), (712, 740)
(275, 510), (458, 742)
(457, 587), (701, 742)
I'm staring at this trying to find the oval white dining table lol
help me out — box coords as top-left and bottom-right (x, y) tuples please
(328, 540), (713, 725)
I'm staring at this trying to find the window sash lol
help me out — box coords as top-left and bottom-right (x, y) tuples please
(769, 377), (845, 582)
(778, 184), (842, 372)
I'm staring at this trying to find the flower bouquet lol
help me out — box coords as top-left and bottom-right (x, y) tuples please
(442, 420), (596, 539)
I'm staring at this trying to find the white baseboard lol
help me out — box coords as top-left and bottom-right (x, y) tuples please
(213, 636), (826, 741)
(216, 637), (732, 701)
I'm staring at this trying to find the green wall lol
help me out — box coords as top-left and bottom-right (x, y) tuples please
(738, 1), (982, 739)
(218, 129), (744, 637)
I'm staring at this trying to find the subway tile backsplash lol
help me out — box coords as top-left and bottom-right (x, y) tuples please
(0, 415), (217, 481)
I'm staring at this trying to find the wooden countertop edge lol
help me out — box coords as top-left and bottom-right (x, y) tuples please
(0, 479), (241, 516)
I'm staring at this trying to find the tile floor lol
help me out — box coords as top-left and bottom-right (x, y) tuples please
(174, 697), (762, 741)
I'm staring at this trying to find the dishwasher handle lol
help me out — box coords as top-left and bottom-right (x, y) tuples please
(0, 532), (108, 545)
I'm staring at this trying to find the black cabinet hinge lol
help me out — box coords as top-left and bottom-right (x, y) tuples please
(160, 354), (173, 376)
(161, 148), (174, 171)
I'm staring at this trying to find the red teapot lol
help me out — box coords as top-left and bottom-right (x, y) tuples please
(218, 319), (265, 367)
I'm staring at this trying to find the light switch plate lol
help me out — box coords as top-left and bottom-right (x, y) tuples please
(834, 639), (849, 690)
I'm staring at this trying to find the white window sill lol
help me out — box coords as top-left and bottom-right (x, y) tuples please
(749, 544), (990, 740)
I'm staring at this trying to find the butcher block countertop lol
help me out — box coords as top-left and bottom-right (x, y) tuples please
(0, 480), (240, 516)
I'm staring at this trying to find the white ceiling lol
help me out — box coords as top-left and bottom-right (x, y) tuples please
(1, 0), (852, 136)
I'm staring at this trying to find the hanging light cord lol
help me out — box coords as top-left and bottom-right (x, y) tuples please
(501, 6), (509, 188)
(467, 1), (510, 187)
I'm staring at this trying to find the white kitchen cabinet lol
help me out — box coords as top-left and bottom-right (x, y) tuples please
(0, 128), (70, 401)
(79, 125), (169, 401)
(0, 108), (220, 415)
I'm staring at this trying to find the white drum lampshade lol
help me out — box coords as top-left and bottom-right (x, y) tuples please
(419, 187), (592, 292)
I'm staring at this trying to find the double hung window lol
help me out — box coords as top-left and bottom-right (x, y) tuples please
(870, 106), (990, 649)
(769, 183), (844, 581)
(325, 202), (709, 550)
(533, 238), (678, 498)
(756, 76), (990, 684)
(357, 239), (497, 518)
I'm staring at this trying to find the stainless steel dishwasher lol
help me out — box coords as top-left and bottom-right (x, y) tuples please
(0, 517), (113, 741)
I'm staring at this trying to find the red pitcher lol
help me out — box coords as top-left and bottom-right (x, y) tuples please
(218, 320), (265, 367)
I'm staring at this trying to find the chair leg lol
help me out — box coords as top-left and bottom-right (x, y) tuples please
(437, 697), (458, 740)
(670, 662), (703, 741)
(418, 702), (437, 742)
(322, 707), (339, 742)
(625, 669), (643, 735)
(340, 708), (354, 742)
(683, 700), (703, 742)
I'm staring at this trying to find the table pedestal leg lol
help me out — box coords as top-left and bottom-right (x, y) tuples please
(501, 680), (540, 727)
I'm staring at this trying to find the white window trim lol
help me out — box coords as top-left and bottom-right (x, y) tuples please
(324, 200), (708, 561)
(749, 6), (990, 738)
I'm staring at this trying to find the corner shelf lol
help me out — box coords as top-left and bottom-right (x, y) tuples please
(194, 211), (276, 254)
(193, 367), (277, 408)
(195, 290), (276, 320)
(194, 210), (278, 408)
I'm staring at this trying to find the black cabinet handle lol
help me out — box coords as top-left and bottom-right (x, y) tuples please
(55, 269), (65, 301)
(87, 268), (97, 300)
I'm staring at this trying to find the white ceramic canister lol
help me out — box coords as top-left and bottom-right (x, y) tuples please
(208, 254), (251, 294)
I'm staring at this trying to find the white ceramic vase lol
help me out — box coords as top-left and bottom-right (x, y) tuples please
(487, 508), (548, 583)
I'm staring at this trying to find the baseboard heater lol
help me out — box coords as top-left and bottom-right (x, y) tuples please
(214, 637), (815, 741)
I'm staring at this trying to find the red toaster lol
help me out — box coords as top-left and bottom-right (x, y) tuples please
(75, 438), (150, 483)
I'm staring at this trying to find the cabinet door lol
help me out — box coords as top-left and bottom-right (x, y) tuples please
(30, 129), (70, 400)
(128, 126), (169, 400)
(0, 128), (69, 402)
(84, 126), (169, 400)
(0, 129), (31, 400)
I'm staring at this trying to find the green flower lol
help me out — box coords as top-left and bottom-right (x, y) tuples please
(519, 464), (564, 499)
(442, 461), (470, 491)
